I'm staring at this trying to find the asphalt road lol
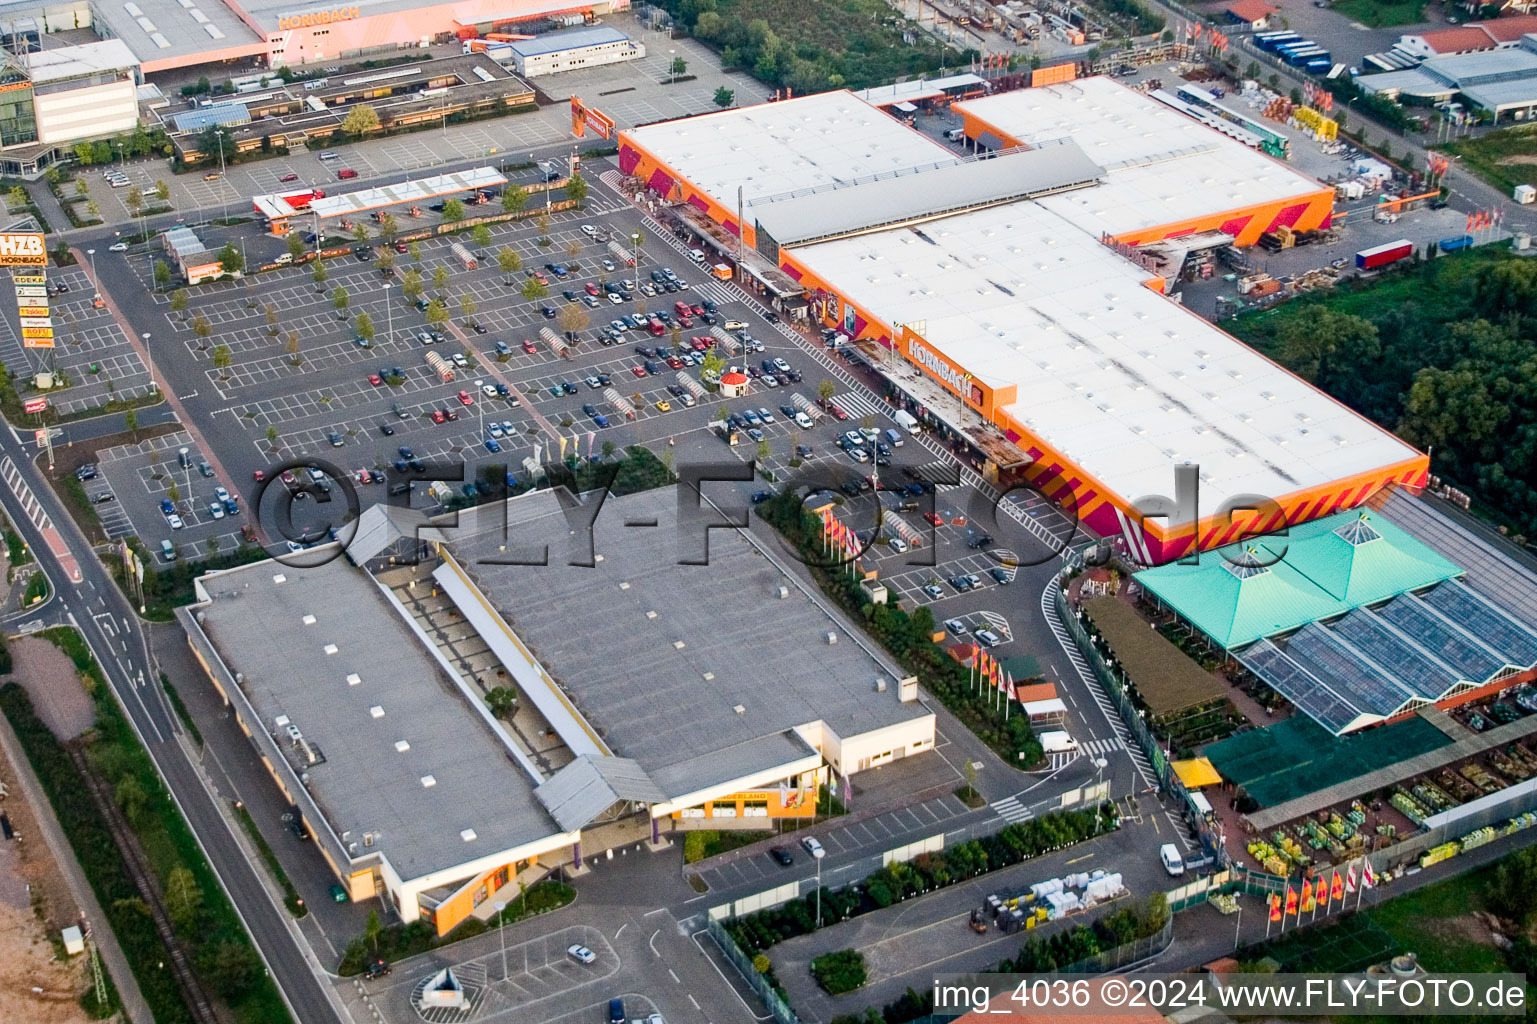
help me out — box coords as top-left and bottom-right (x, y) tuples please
(0, 420), (345, 1024)
(41, 153), (1194, 1024)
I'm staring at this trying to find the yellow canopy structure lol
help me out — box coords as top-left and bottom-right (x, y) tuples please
(1173, 757), (1223, 789)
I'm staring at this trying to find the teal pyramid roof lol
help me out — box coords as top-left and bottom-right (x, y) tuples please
(1136, 510), (1466, 648)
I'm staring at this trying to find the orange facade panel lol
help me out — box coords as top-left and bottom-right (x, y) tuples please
(1030, 63), (1078, 88)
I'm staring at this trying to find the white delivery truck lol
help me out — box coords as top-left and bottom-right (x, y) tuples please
(894, 409), (919, 434)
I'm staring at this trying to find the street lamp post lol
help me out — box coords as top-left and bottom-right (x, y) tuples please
(493, 900), (508, 980)
(815, 849), (823, 927)
(631, 232), (642, 287)
(143, 332), (153, 393)
(383, 283), (392, 349)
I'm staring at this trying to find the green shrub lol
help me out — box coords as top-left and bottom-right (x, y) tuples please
(811, 949), (867, 994)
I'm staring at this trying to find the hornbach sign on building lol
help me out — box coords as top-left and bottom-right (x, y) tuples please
(277, 6), (358, 29)
(897, 324), (1014, 421)
(0, 233), (46, 266)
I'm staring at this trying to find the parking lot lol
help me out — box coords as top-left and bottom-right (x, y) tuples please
(3, 264), (155, 419)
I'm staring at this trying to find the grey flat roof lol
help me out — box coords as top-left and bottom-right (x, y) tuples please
(509, 26), (630, 57)
(195, 556), (562, 881)
(534, 755), (667, 831)
(87, 0), (261, 64)
(25, 39), (137, 82)
(750, 140), (1104, 247)
(444, 487), (929, 798)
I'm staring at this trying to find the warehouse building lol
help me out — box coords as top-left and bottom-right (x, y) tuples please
(616, 82), (1425, 563)
(950, 78), (1336, 246)
(182, 486), (936, 935)
(505, 25), (641, 77)
(0, 0), (627, 72)
(1139, 490), (1537, 736)
(162, 225), (224, 283)
(1358, 34), (1537, 121)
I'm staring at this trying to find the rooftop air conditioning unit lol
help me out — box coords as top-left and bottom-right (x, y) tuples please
(826, 632), (837, 644)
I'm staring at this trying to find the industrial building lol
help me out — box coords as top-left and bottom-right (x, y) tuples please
(1358, 34), (1537, 120)
(162, 225), (224, 283)
(167, 54), (534, 163)
(0, 0), (626, 73)
(1137, 498), (1537, 735)
(616, 80), (1425, 564)
(505, 25), (641, 77)
(181, 487), (936, 935)
(0, 38), (140, 176)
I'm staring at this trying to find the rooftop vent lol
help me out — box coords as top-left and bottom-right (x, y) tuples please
(673, 640), (686, 650)
(369, 705), (384, 719)
(776, 586), (789, 599)
(273, 574), (287, 584)
(421, 775), (436, 788)
(645, 610), (657, 619)
(733, 704), (746, 715)
(826, 632), (838, 644)
(346, 673), (360, 686)
(460, 829), (477, 842)
(302, 614), (316, 625)
(875, 679), (887, 692)
(395, 740), (410, 753)
(619, 582), (630, 590)
(702, 671), (714, 681)
(323, 644), (338, 655)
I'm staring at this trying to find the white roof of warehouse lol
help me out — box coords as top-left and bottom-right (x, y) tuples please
(26, 40), (138, 83)
(955, 78), (1327, 238)
(624, 90), (958, 213)
(790, 203), (1420, 516)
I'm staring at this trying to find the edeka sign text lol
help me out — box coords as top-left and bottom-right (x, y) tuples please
(277, 6), (358, 29)
(907, 336), (984, 406)
(0, 233), (46, 266)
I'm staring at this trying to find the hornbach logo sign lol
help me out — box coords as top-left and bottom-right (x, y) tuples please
(277, 6), (358, 29)
(907, 336), (984, 406)
(0, 233), (45, 266)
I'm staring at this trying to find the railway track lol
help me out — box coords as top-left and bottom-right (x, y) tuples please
(69, 747), (218, 1024)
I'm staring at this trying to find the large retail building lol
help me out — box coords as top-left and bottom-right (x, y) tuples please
(616, 77), (1425, 564)
(180, 488), (935, 935)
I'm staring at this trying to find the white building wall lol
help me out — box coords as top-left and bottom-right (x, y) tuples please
(513, 38), (644, 77)
(34, 78), (137, 145)
(821, 714), (937, 776)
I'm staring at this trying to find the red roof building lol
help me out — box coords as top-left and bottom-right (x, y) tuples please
(1225, 0), (1278, 27)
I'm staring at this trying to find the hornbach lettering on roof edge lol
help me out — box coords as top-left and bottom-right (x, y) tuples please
(903, 327), (991, 410)
(0, 233), (45, 265)
(277, 6), (358, 29)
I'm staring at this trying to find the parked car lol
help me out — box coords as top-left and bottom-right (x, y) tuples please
(567, 944), (597, 964)
(800, 836), (825, 859)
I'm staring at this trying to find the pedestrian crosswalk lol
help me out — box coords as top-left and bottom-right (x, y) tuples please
(1080, 737), (1124, 759)
(990, 795), (1035, 824)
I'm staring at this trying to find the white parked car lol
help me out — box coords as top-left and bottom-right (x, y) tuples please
(581, 224), (598, 237)
(975, 629), (1002, 648)
(1159, 843), (1185, 877)
(167, 513), (184, 530)
(888, 537), (909, 554)
(481, 384), (498, 397)
(108, 242), (129, 252)
(566, 943), (596, 964)
(800, 836), (825, 859)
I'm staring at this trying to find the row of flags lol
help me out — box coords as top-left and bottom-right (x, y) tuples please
(971, 644), (1016, 715)
(1467, 209), (1502, 232)
(1179, 21), (1230, 51)
(1266, 859), (1376, 933)
(1302, 81), (1334, 113)
(820, 507), (861, 567)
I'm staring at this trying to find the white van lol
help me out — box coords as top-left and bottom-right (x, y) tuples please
(893, 409), (919, 434)
(1159, 843), (1185, 877)
(944, 127), (966, 142)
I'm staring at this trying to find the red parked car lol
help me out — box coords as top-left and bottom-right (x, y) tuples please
(522, 339), (538, 354)
(337, 168), (359, 180)
(457, 390), (473, 405)
(431, 409), (447, 424)
(631, 365), (648, 378)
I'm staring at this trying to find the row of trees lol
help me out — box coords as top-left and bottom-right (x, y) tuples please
(661, 0), (974, 93)
(1232, 253), (1537, 546)
(757, 489), (1044, 765)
